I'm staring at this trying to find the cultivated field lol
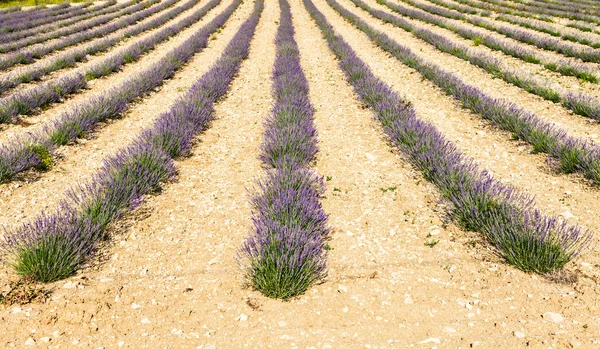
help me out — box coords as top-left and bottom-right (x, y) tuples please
(0, 0), (600, 347)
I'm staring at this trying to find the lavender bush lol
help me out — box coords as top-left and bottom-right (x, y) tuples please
(239, 0), (329, 299)
(306, 0), (592, 272)
(0, 0), (243, 183)
(1, 0), (264, 284)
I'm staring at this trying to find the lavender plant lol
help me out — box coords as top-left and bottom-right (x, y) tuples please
(1, 0), (264, 284)
(0, 0), (243, 184)
(239, 0), (329, 299)
(305, 0), (592, 273)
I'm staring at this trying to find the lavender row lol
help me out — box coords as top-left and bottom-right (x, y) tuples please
(0, 3), (62, 21)
(0, 0), (212, 120)
(484, 0), (600, 19)
(494, 15), (600, 49)
(0, 0), (263, 284)
(505, 0), (595, 13)
(307, 0), (591, 273)
(352, 0), (600, 119)
(0, 0), (166, 71)
(0, 3), (94, 35)
(239, 0), (328, 300)
(0, 0), (201, 95)
(0, 0), (131, 52)
(0, 2), (72, 29)
(422, 0), (478, 14)
(566, 22), (597, 34)
(0, 0), (124, 45)
(0, 0), (241, 183)
(449, 0), (600, 24)
(467, 15), (600, 63)
(383, 0), (597, 82)
(0, 6), (24, 16)
(428, 0), (552, 22)
(332, 0), (600, 189)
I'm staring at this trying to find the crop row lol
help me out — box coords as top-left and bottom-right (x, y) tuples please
(305, 0), (591, 273)
(394, 0), (600, 68)
(468, 15), (600, 63)
(1, 0), (265, 283)
(0, 2), (96, 35)
(0, 0), (123, 44)
(0, 0), (167, 71)
(0, 5), (30, 16)
(500, 0), (590, 14)
(0, 0), (197, 94)
(0, 0), (134, 53)
(417, 1), (600, 49)
(0, 0), (241, 183)
(0, 2), (73, 30)
(425, 0), (550, 22)
(494, 15), (600, 48)
(0, 0), (217, 121)
(0, 2), (72, 25)
(239, 0), (329, 300)
(480, 0), (600, 20)
(352, 0), (600, 120)
(466, 0), (600, 24)
(382, 0), (596, 84)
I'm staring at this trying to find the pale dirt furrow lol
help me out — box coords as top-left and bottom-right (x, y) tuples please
(376, 0), (600, 95)
(0, 0), (276, 346)
(0, 0), (254, 230)
(0, 0), (227, 139)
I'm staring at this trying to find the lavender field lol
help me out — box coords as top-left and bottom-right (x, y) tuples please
(0, 0), (600, 347)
